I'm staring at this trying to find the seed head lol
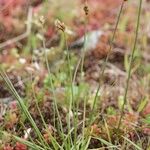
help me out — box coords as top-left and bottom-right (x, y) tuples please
(39, 16), (45, 25)
(84, 5), (89, 15)
(55, 19), (66, 32)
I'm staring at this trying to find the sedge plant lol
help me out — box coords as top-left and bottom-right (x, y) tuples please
(0, 0), (144, 149)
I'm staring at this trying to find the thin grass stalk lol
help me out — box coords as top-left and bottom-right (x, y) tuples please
(61, 127), (75, 149)
(72, 0), (88, 89)
(70, 2), (89, 149)
(117, 0), (143, 130)
(80, 3), (88, 80)
(63, 32), (76, 149)
(42, 38), (64, 137)
(83, 136), (91, 150)
(73, 58), (81, 84)
(0, 69), (49, 149)
(66, 2), (88, 147)
(30, 42), (60, 149)
(89, 0), (125, 125)
(28, 36), (60, 149)
(70, 136), (83, 150)
(81, 95), (87, 148)
(32, 86), (61, 150)
(29, 33), (59, 149)
(43, 37), (70, 149)
(2, 75), (49, 149)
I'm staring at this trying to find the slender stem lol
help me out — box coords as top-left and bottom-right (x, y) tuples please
(0, 69), (49, 149)
(117, 0), (143, 130)
(42, 36), (64, 137)
(73, 58), (81, 84)
(81, 95), (87, 148)
(80, 15), (88, 80)
(89, 0), (125, 124)
(63, 33), (74, 149)
(72, 1), (88, 83)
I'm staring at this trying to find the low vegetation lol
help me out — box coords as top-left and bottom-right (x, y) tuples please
(0, 0), (150, 149)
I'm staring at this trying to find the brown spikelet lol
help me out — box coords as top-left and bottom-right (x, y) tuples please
(84, 5), (89, 15)
(55, 19), (66, 32)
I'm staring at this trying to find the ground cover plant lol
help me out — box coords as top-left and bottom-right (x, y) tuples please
(0, 0), (150, 149)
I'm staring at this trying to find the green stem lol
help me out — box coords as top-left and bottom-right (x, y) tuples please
(89, 0), (125, 124)
(117, 0), (143, 130)
(42, 36), (64, 138)
(80, 15), (88, 80)
(63, 33), (74, 149)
